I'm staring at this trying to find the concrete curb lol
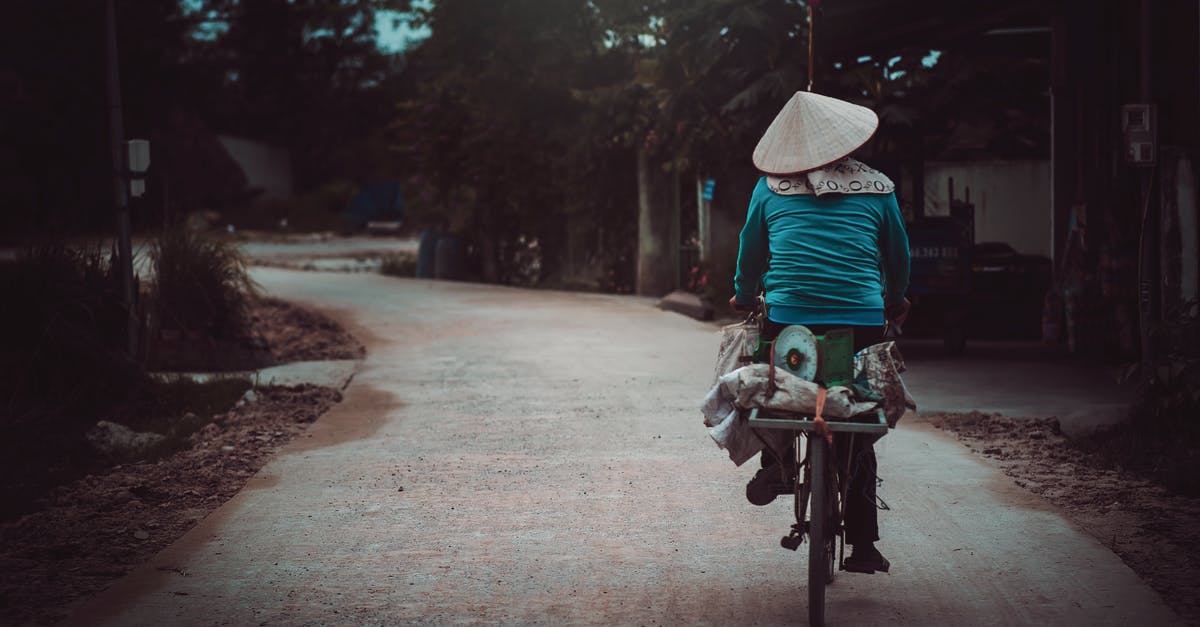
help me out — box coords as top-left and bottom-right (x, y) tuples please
(658, 290), (714, 321)
(150, 359), (361, 390)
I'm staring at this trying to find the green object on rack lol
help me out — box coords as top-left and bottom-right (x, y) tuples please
(815, 328), (854, 387)
(754, 325), (855, 387)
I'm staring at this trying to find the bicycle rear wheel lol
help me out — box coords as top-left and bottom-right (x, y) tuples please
(807, 435), (829, 627)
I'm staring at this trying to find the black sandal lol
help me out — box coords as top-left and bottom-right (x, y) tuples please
(842, 544), (891, 574)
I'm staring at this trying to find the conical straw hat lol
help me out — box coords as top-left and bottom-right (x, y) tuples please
(752, 91), (879, 175)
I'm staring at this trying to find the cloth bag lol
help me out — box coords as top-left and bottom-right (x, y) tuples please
(712, 317), (760, 388)
(701, 340), (917, 466)
(701, 364), (878, 466)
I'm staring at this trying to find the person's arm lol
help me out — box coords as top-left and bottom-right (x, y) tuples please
(733, 178), (770, 305)
(879, 193), (910, 307)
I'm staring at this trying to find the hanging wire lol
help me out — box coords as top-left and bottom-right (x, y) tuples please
(807, 2), (816, 91)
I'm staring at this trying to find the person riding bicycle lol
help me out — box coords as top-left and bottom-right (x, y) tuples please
(730, 90), (911, 575)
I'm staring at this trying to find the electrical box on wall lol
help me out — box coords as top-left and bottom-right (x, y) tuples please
(1121, 104), (1157, 166)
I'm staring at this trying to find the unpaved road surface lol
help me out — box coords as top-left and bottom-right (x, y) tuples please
(72, 270), (1179, 625)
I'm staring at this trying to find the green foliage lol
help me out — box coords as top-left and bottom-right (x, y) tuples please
(0, 244), (144, 425)
(389, 1), (916, 287)
(118, 375), (251, 437)
(1081, 376), (1200, 497)
(149, 228), (258, 340)
(190, 0), (411, 188)
(0, 1), (181, 233)
(0, 244), (148, 519)
(621, 0), (812, 172)
(866, 48), (1050, 161)
(1, 0), (412, 234)
(5, 0), (1052, 285)
(380, 252), (417, 277)
(392, 0), (639, 285)
(1076, 302), (1200, 496)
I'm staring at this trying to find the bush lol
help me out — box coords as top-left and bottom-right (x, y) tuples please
(149, 228), (258, 340)
(0, 243), (144, 426)
(0, 243), (148, 519)
(118, 375), (252, 438)
(379, 252), (416, 278)
(1081, 302), (1200, 496)
(1079, 374), (1200, 497)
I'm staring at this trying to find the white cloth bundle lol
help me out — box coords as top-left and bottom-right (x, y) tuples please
(701, 341), (916, 466)
(712, 317), (760, 388)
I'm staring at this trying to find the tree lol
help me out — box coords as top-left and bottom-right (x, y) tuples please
(0, 0), (414, 234)
(0, 0), (203, 234)
(593, 0), (812, 174)
(186, 0), (410, 188)
(392, 0), (644, 285)
(389, 0), (1049, 291)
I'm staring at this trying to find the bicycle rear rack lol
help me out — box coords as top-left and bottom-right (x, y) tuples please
(748, 407), (890, 563)
(746, 407), (889, 435)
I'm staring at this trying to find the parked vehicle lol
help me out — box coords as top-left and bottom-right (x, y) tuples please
(968, 242), (1053, 340)
(905, 211), (973, 355)
(904, 238), (1052, 352)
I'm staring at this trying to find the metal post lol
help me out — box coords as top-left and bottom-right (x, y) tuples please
(672, 168), (681, 290)
(1049, 88), (1056, 264)
(1137, 0), (1156, 377)
(105, 0), (137, 357)
(806, 3), (816, 91)
(696, 176), (705, 261)
(696, 175), (711, 261)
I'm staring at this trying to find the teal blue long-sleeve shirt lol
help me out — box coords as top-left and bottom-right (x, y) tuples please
(733, 176), (910, 326)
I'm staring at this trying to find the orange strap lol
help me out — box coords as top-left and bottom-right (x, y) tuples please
(813, 387), (833, 443)
(766, 338), (778, 399)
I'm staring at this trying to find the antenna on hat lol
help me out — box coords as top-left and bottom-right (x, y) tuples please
(806, 0), (819, 91)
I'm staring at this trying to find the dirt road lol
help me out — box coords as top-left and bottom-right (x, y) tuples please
(73, 269), (1179, 625)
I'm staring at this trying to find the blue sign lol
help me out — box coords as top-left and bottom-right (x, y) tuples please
(702, 178), (716, 201)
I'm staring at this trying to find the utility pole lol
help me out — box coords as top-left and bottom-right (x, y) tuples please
(696, 176), (713, 261)
(105, 0), (138, 358)
(1136, 0), (1156, 380)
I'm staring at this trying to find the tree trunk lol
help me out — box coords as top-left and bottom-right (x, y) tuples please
(637, 150), (675, 296)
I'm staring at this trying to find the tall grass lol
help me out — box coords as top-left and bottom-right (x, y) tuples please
(1079, 378), (1200, 497)
(379, 252), (417, 277)
(0, 244), (148, 518)
(0, 244), (143, 427)
(0, 233), (270, 519)
(149, 228), (258, 340)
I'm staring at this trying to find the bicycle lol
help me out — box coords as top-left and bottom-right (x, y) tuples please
(748, 404), (888, 626)
(735, 303), (891, 626)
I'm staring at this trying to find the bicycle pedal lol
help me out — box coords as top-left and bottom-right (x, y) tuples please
(780, 533), (804, 551)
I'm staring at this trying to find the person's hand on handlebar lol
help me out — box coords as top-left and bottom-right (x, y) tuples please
(885, 297), (911, 327)
(729, 296), (757, 312)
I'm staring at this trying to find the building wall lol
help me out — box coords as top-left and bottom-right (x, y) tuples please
(924, 160), (1052, 259)
(216, 135), (293, 200)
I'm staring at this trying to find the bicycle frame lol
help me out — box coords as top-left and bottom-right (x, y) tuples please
(734, 301), (895, 625)
(748, 407), (889, 627)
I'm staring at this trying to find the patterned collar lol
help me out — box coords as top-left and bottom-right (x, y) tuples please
(765, 158), (895, 196)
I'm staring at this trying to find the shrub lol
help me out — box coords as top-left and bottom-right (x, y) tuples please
(1079, 374), (1200, 497)
(0, 243), (148, 519)
(0, 243), (144, 426)
(119, 375), (252, 438)
(379, 252), (417, 278)
(149, 228), (258, 340)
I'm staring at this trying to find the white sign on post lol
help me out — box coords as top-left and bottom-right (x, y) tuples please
(126, 139), (150, 197)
